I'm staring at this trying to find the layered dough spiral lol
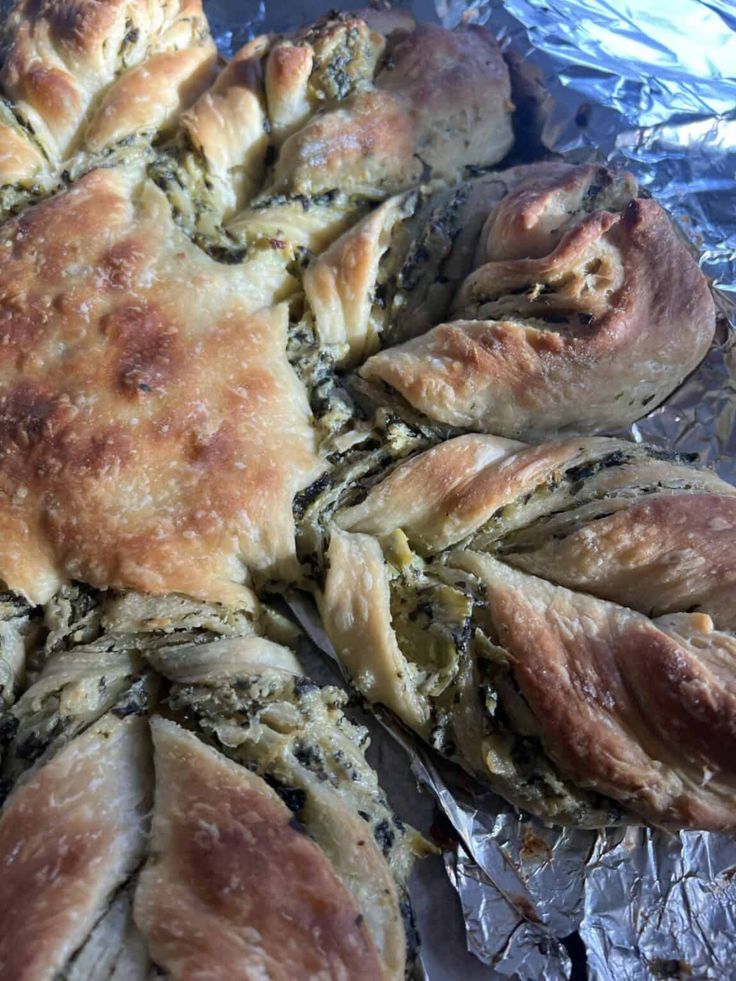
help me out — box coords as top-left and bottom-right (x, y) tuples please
(0, 0), (217, 214)
(0, 587), (423, 979)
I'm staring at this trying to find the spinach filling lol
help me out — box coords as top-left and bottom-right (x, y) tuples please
(0, 647), (156, 793)
(148, 135), (244, 254)
(0, 583), (265, 799)
(300, 19), (382, 103)
(293, 409), (442, 581)
(378, 185), (470, 347)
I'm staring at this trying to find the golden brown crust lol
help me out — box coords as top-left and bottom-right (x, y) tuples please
(0, 122), (47, 186)
(135, 718), (385, 980)
(155, 17), (513, 264)
(0, 167), (322, 605)
(157, 647), (414, 977)
(362, 164), (715, 438)
(504, 493), (736, 630)
(323, 434), (736, 828)
(263, 12), (410, 144)
(82, 46), (216, 153)
(177, 35), (270, 222)
(337, 432), (736, 597)
(0, 714), (150, 979)
(471, 162), (629, 263)
(304, 194), (413, 364)
(337, 435), (618, 552)
(264, 41), (313, 139)
(320, 528), (431, 734)
(167, 14), (505, 247)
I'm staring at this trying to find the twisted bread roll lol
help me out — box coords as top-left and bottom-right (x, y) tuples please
(0, 587), (422, 978)
(144, 650), (421, 979)
(301, 162), (714, 439)
(0, 0), (216, 214)
(319, 435), (736, 829)
(0, 713), (151, 980)
(268, 21), (513, 199)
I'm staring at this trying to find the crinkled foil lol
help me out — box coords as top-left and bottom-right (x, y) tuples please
(210, 0), (736, 976)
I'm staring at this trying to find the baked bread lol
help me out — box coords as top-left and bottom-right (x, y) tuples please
(290, 171), (714, 569)
(0, 0), (216, 217)
(0, 11), (517, 968)
(318, 435), (736, 830)
(298, 162), (715, 439)
(0, 0), (727, 967)
(0, 712), (151, 979)
(0, 586), (422, 978)
(0, 165), (323, 608)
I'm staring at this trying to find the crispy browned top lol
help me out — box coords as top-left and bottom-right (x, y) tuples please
(504, 493), (736, 630)
(135, 718), (384, 979)
(271, 23), (513, 198)
(337, 434), (736, 597)
(0, 167), (322, 605)
(455, 553), (736, 830)
(336, 435), (629, 551)
(324, 433), (736, 828)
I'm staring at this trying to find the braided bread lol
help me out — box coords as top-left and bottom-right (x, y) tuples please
(0, 8), (517, 973)
(299, 161), (714, 439)
(0, 1), (727, 971)
(156, 12), (513, 253)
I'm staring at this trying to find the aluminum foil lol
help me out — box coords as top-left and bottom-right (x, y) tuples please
(210, 0), (736, 976)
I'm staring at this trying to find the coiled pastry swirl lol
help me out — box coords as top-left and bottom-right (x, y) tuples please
(0, 586), (422, 979)
(0, 0), (216, 214)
